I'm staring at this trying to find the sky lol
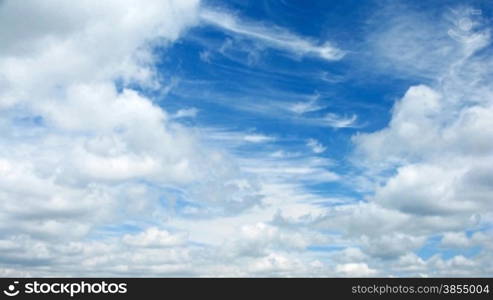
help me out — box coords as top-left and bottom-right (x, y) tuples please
(0, 0), (492, 277)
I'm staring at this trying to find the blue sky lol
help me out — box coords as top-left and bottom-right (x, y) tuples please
(0, 0), (492, 276)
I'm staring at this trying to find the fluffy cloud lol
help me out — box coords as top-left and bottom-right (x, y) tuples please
(1, 0), (336, 277)
(335, 263), (377, 277)
(354, 35), (493, 222)
(122, 227), (187, 248)
(345, 5), (493, 275)
(0, 0), (263, 272)
(0, 0), (200, 107)
(266, 4), (493, 276)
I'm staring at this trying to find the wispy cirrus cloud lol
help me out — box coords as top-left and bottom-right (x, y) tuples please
(243, 134), (276, 143)
(172, 85), (360, 129)
(199, 8), (345, 61)
(323, 113), (358, 128)
(201, 128), (276, 146)
(287, 94), (326, 115)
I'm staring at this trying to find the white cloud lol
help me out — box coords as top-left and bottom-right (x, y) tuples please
(332, 247), (368, 263)
(288, 94), (325, 115)
(0, 0), (201, 108)
(366, 3), (489, 79)
(200, 8), (345, 61)
(0, 0), (267, 226)
(306, 139), (326, 154)
(199, 50), (212, 63)
(352, 85), (444, 166)
(0, 0), (268, 274)
(360, 233), (426, 259)
(369, 158), (493, 218)
(173, 108), (199, 119)
(440, 232), (470, 248)
(175, 89), (356, 130)
(242, 156), (339, 184)
(335, 263), (377, 277)
(220, 222), (323, 259)
(241, 134), (273, 143)
(289, 101), (324, 115)
(337, 4), (493, 276)
(440, 231), (492, 250)
(122, 227), (187, 248)
(323, 113), (358, 128)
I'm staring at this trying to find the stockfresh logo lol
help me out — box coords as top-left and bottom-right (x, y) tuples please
(3, 281), (20, 297)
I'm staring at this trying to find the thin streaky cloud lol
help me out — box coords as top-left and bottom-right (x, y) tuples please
(171, 84), (360, 129)
(200, 8), (345, 61)
(243, 134), (276, 143)
(323, 113), (358, 128)
(200, 128), (277, 146)
(288, 94), (326, 115)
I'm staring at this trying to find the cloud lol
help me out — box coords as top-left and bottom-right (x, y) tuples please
(243, 134), (276, 143)
(306, 139), (327, 154)
(242, 156), (340, 184)
(337, 4), (493, 275)
(1, 0), (492, 277)
(364, 2), (491, 81)
(352, 85), (442, 165)
(440, 231), (492, 249)
(200, 8), (345, 61)
(288, 94), (325, 115)
(360, 233), (426, 260)
(167, 84), (358, 130)
(0, 0), (268, 227)
(220, 222), (322, 258)
(199, 50), (212, 63)
(335, 263), (377, 277)
(323, 113), (358, 128)
(0, 0), (265, 272)
(201, 129), (276, 146)
(172, 108), (199, 119)
(0, 0), (201, 102)
(440, 232), (471, 249)
(122, 227), (187, 248)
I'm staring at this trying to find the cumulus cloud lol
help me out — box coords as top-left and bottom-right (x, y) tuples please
(122, 227), (187, 248)
(0, 0), (265, 275)
(335, 263), (377, 277)
(360, 233), (426, 260)
(344, 4), (493, 275)
(257, 4), (493, 277)
(440, 231), (492, 249)
(440, 232), (471, 249)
